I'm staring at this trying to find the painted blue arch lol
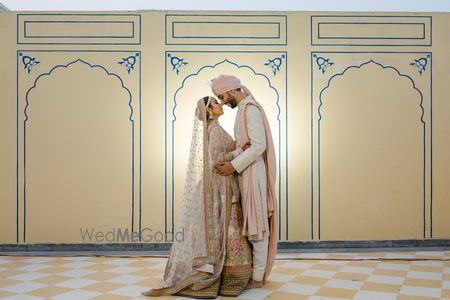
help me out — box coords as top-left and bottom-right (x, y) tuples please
(22, 58), (136, 242)
(24, 59), (134, 122)
(317, 59), (427, 239)
(168, 58), (282, 239)
(172, 59), (281, 122)
(318, 60), (425, 123)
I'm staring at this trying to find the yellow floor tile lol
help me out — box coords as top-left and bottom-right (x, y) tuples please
(83, 282), (123, 292)
(311, 263), (344, 271)
(91, 295), (132, 300)
(130, 268), (162, 276)
(28, 285), (72, 297)
(0, 269), (25, 277)
(372, 268), (408, 277)
(315, 287), (357, 298)
(410, 265), (443, 273)
(84, 271), (120, 280)
(292, 275), (329, 286)
(87, 263), (117, 271)
(397, 294), (439, 300)
(40, 266), (73, 274)
(270, 267), (306, 275)
(442, 289), (450, 298)
(1, 261), (30, 268)
(266, 291), (309, 300)
(403, 277), (442, 288)
(0, 278), (21, 287)
(348, 261), (378, 268)
(0, 290), (14, 298)
(260, 280), (285, 290)
(33, 275), (72, 284)
(361, 282), (402, 293)
(332, 272), (370, 281)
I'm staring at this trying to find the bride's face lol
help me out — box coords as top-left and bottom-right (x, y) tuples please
(208, 97), (224, 118)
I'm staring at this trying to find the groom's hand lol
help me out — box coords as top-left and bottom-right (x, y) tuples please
(215, 162), (235, 176)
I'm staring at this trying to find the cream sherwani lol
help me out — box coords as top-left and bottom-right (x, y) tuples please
(230, 95), (269, 281)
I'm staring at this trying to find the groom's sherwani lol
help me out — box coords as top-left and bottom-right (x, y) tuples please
(230, 95), (270, 281)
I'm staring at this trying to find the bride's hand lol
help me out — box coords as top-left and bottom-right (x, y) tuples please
(242, 142), (251, 151)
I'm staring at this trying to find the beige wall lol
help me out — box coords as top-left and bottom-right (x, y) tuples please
(0, 11), (449, 244)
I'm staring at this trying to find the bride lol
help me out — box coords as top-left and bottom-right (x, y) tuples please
(143, 96), (252, 298)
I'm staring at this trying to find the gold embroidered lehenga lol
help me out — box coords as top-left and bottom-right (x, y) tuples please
(143, 99), (252, 298)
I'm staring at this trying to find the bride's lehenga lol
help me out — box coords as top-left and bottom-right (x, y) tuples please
(143, 99), (252, 298)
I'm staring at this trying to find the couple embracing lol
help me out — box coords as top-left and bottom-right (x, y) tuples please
(143, 75), (278, 298)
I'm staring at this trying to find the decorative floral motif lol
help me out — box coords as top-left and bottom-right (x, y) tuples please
(118, 53), (139, 74)
(230, 206), (240, 224)
(410, 54), (431, 75)
(168, 53), (188, 75)
(264, 55), (285, 76)
(19, 53), (40, 74)
(230, 232), (244, 257)
(313, 54), (334, 74)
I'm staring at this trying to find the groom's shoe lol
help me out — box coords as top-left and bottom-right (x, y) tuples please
(245, 279), (264, 289)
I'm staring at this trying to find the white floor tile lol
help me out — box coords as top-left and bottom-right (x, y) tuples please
(367, 275), (404, 285)
(353, 290), (397, 300)
(106, 266), (140, 274)
(16, 264), (50, 272)
(378, 263), (410, 271)
(266, 273), (296, 282)
(411, 260), (444, 267)
(298, 253), (329, 259)
(237, 288), (272, 299)
(341, 266), (374, 274)
(318, 260), (348, 266)
(148, 263), (167, 270)
(0, 282), (47, 293)
(102, 258), (137, 265)
(325, 278), (364, 290)
(107, 274), (147, 284)
(109, 285), (149, 297)
(385, 253), (415, 259)
(400, 285), (441, 298)
(142, 257), (168, 263)
(416, 251), (444, 257)
(301, 269), (336, 278)
(61, 257), (91, 261)
(21, 257), (55, 264)
(2, 295), (45, 300)
(278, 282), (320, 295)
(407, 271), (442, 280)
(58, 269), (97, 277)
(280, 261), (315, 269)
(309, 296), (347, 300)
(55, 278), (99, 289)
(8, 272), (50, 281)
(61, 261), (95, 269)
(443, 280), (450, 289)
(51, 289), (101, 300)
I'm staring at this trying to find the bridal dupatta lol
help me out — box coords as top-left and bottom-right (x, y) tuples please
(143, 99), (251, 298)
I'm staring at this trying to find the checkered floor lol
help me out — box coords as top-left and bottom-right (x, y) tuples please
(0, 250), (449, 299)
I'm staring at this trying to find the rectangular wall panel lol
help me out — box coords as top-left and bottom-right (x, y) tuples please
(166, 14), (287, 45)
(311, 15), (432, 46)
(17, 14), (141, 44)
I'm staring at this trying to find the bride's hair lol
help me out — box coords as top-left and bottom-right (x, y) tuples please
(202, 96), (211, 120)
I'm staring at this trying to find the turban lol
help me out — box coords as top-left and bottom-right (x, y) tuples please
(211, 75), (242, 96)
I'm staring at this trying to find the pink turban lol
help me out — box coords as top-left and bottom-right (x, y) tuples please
(211, 75), (242, 96)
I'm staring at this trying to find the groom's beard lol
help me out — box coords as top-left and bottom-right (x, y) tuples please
(228, 95), (238, 109)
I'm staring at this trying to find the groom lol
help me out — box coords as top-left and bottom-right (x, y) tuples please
(212, 75), (278, 288)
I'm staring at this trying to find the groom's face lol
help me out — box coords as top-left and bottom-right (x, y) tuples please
(218, 91), (238, 109)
